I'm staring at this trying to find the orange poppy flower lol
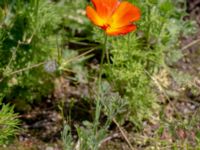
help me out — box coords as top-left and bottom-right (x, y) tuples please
(86, 0), (141, 36)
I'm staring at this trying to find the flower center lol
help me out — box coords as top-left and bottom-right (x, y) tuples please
(101, 24), (110, 30)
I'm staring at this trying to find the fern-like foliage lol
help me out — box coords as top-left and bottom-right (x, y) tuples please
(92, 0), (196, 126)
(0, 101), (19, 145)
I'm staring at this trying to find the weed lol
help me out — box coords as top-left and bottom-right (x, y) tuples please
(92, 0), (196, 126)
(0, 97), (19, 145)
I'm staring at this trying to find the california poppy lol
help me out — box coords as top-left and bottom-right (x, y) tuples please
(86, 0), (141, 36)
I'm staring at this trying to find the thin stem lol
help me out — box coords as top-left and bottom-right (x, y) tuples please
(127, 33), (131, 52)
(181, 38), (200, 51)
(98, 34), (108, 88)
(56, 35), (62, 66)
(94, 33), (108, 138)
(113, 118), (135, 150)
(5, 41), (21, 72)
(104, 35), (110, 66)
(60, 47), (96, 69)
(6, 62), (45, 77)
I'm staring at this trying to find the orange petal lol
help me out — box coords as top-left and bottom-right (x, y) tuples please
(91, 0), (120, 19)
(106, 24), (137, 36)
(86, 6), (105, 27)
(111, 2), (141, 28)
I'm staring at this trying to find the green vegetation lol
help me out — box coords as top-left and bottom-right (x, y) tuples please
(105, 0), (196, 126)
(0, 97), (19, 145)
(0, 0), (199, 149)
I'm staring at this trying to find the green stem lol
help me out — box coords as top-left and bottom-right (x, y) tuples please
(94, 33), (108, 137)
(56, 35), (62, 66)
(98, 34), (108, 88)
(128, 33), (131, 52)
(105, 35), (110, 66)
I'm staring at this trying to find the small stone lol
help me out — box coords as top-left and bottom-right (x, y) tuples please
(46, 146), (54, 150)
(190, 104), (196, 110)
